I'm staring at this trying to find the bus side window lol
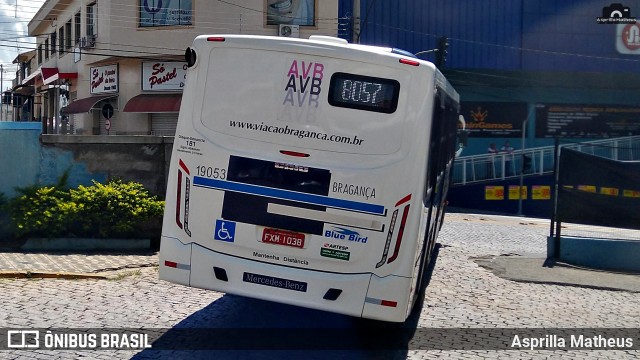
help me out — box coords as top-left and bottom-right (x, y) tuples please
(425, 93), (443, 203)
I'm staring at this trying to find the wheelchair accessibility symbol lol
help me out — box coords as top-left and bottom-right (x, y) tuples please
(214, 220), (236, 242)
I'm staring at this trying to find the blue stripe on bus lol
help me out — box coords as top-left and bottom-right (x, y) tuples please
(193, 177), (385, 215)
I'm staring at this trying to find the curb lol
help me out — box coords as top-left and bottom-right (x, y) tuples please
(0, 271), (108, 280)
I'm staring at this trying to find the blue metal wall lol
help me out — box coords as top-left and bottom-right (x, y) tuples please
(344, 0), (640, 73)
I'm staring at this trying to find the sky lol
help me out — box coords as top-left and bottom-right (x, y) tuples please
(0, 0), (45, 92)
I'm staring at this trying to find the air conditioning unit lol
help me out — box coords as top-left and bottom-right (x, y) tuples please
(80, 35), (96, 49)
(278, 24), (299, 38)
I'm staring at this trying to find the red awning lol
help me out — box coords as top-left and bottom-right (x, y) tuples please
(123, 93), (182, 113)
(61, 94), (117, 114)
(42, 67), (78, 85)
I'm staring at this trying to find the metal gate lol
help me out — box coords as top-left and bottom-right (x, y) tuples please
(151, 113), (178, 136)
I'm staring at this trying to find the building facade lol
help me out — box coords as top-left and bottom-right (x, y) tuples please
(13, 0), (341, 136)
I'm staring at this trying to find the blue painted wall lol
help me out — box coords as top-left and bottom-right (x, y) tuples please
(0, 124), (107, 198)
(348, 0), (640, 73)
(0, 127), (168, 200)
(0, 123), (43, 198)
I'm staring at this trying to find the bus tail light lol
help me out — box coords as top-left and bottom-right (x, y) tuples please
(387, 205), (410, 264)
(377, 194), (412, 268)
(376, 209), (398, 268)
(399, 58), (420, 66)
(207, 37), (226, 42)
(176, 170), (183, 229)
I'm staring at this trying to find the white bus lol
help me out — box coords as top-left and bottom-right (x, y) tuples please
(159, 34), (461, 322)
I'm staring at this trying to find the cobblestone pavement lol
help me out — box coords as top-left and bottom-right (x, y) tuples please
(0, 212), (638, 359)
(0, 251), (157, 274)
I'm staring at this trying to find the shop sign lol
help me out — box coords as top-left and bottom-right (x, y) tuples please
(142, 62), (188, 91)
(461, 102), (527, 138)
(90, 64), (118, 94)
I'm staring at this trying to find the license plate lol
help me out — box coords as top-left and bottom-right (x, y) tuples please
(262, 228), (305, 249)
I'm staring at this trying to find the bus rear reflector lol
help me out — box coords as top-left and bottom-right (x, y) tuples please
(207, 37), (226, 42)
(164, 260), (190, 270)
(399, 58), (420, 66)
(365, 297), (398, 307)
(380, 300), (398, 307)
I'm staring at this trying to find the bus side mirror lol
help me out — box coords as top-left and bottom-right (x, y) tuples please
(185, 47), (197, 67)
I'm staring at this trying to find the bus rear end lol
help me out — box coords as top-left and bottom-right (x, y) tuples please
(159, 35), (449, 322)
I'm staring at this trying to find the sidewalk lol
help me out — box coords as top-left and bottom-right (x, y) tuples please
(0, 251), (158, 279)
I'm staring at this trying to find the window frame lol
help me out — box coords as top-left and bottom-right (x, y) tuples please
(74, 11), (81, 45)
(86, 2), (97, 37)
(138, 0), (193, 28)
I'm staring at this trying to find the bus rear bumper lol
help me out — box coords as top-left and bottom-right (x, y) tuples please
(158, 236), (410, 321)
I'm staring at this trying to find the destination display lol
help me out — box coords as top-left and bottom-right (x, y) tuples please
(328, 73), (400, 113)
(536, 104), (640, 138)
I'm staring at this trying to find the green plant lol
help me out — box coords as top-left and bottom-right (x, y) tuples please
(68, 179), (164, 238)
(5, 177), (164, 240)
(9, 186), (71, 239)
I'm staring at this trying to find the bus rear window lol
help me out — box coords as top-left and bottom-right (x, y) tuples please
(328, 73), (400, 114)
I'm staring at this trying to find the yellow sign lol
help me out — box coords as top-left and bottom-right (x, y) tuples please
(600, 187), (619, 196)
(508, 186), (527, 200)
(623, 189), (640, 198)
(577, 185), (596, 193)
(485, 186), (504, 200)
(532, 185), (551, 200)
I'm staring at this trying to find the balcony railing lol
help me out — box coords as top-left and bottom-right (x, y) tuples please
(452, 136), (640, 186)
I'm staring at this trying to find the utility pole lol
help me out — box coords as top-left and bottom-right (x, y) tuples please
(435, 36), (449, 69)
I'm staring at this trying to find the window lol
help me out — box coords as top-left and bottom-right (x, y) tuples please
(45, 39), (49, 60)
(74, 12), (81, 44)
(38, 44), (42, 64)
(139, 0), (193, 27)
(65, 21), (72, 50)
(59, 27), (65, 55)
(266, 0), (316, 26)
(86, 3), (97, 37)
(51, 32), (56, 55)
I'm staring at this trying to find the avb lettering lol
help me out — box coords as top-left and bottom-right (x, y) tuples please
(283, 59), (324, 108)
